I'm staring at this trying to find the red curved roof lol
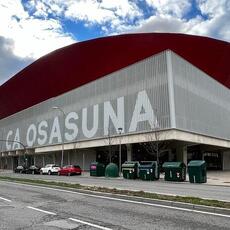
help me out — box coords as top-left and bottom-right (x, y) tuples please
(0, 33), (229, 120)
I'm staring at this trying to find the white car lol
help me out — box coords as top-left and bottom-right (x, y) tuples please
(40, 164), (60, 175)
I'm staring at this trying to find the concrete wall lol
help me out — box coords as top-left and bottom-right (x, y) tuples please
(223, 151), (230, 170)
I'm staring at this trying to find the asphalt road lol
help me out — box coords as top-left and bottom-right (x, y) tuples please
(0, 181), (230, 229)
(1, 171), (230, 202)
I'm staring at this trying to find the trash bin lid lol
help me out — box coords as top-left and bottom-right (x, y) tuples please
(162, 161), (185, 168)
(122, 161), (139, 168)
(90, 162), (105, 167)
(139, 161), (156, 169)
(188, 160), (206, 167)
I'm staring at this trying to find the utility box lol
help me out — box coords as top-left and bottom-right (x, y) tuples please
(162, 162), (186, 182)
(188, 160), (207, 183)
(90, 162), (105, 177)
(139, 161), (159, 181)
(122, 161), (139, 179)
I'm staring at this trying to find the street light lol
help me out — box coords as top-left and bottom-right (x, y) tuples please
(118, 127), (123, 176)
(52, 106), (65, 167)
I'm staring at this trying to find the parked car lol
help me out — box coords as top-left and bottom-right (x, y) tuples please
(40, 164), (60, 175)
(14, 165), (28, 174)
(58, 165), (82, 176)
(27, 165), (41, 174)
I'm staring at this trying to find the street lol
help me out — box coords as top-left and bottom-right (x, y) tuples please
(0, 181), (230, 229)
(1, 170), (230, 202)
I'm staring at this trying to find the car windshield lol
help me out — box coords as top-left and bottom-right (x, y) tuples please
(45, 164), (52, 167)
(52, 165), (59, 168)
(74, 165), (80, 168)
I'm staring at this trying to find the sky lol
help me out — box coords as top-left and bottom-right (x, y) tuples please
(0, 0), (229, 85)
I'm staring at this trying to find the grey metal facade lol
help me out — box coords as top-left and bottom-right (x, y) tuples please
(0, 51), (171, 152)
(1, 50), (230, 153)
(171, 51), (230, 140)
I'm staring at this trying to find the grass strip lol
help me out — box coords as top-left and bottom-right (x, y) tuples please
(0, 175), (229, 209)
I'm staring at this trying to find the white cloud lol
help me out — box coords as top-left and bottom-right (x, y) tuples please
(0, 36), (33, 85)
(197, 0), (229, 17)
(0, 0), (75, 59)
(127, 0), (230, 42)
(129, 14), (201, 36)
(25, 0), (143, 32)
(146, 0), (192, 18)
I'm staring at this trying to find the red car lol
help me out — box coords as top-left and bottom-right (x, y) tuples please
(58, 165), (82, 176)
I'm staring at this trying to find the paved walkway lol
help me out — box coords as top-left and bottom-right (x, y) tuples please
(206, 170), (230, 186)
(1, 169), (230, 186)
(1, 169), (230, 201)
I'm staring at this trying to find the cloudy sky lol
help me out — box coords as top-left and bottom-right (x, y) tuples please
(0, 0), (229, 85)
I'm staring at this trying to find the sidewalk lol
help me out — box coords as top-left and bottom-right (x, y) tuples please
(1, 169), (230, 186)
(206, 170), (230, 186)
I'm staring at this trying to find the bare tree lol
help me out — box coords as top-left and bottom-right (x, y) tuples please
(105, 125), (116, 163)
(141, 109), (171, 164)
(141, 128), (171, 164)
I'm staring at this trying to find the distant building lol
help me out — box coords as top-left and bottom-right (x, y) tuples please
(0, 33), (229, 170)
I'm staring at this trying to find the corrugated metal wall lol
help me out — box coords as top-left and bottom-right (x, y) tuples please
(0, 51), (171, 151)
(172, 51), (230, 140)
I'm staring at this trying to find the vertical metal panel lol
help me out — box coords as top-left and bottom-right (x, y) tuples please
(171, 51), (230, 140)
(0, 51), (170, 151)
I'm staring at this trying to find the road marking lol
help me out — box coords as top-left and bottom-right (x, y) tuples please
(3, 181), (230, 218)
(27, 206), (56, 215)
(69, 218), (112, 230)
(0, 196), (12, 202)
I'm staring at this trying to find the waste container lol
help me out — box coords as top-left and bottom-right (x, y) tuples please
(139, 161), (159, 181)
(90, 162), (105, 176)
(105, 163), (119, 177)
(188, 160), (207, 183)
(122, 161), (139, 179)
(162, 162), (186, 182)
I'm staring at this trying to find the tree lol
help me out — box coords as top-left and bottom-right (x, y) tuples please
(140, 109), (171, 164)
(141, 129), (171, 164)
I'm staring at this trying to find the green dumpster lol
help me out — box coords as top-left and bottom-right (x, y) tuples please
(188, 160), (207, 183)
(90, 162), (105, 176)
(105, 163), (119, 177)
(122, 161), (139, 179)
(139, 161), (159, 181)
(162, 162), (186, 182)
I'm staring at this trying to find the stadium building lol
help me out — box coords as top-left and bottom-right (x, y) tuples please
(0, 33), (229, 171)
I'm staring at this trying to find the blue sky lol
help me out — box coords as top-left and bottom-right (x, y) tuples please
(0, 0), (229, 85)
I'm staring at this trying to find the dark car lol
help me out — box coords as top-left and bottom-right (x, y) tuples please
(58, 165), (82, 176)
(14, 165), (28, 174)
(27, 165), (41, 174)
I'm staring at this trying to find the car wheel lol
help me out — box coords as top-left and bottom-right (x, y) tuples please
(48, 170), (52, 175)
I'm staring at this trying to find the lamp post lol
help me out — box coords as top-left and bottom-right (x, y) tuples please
(52, 106), (65, 167)
(118, 127), (123, 176)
